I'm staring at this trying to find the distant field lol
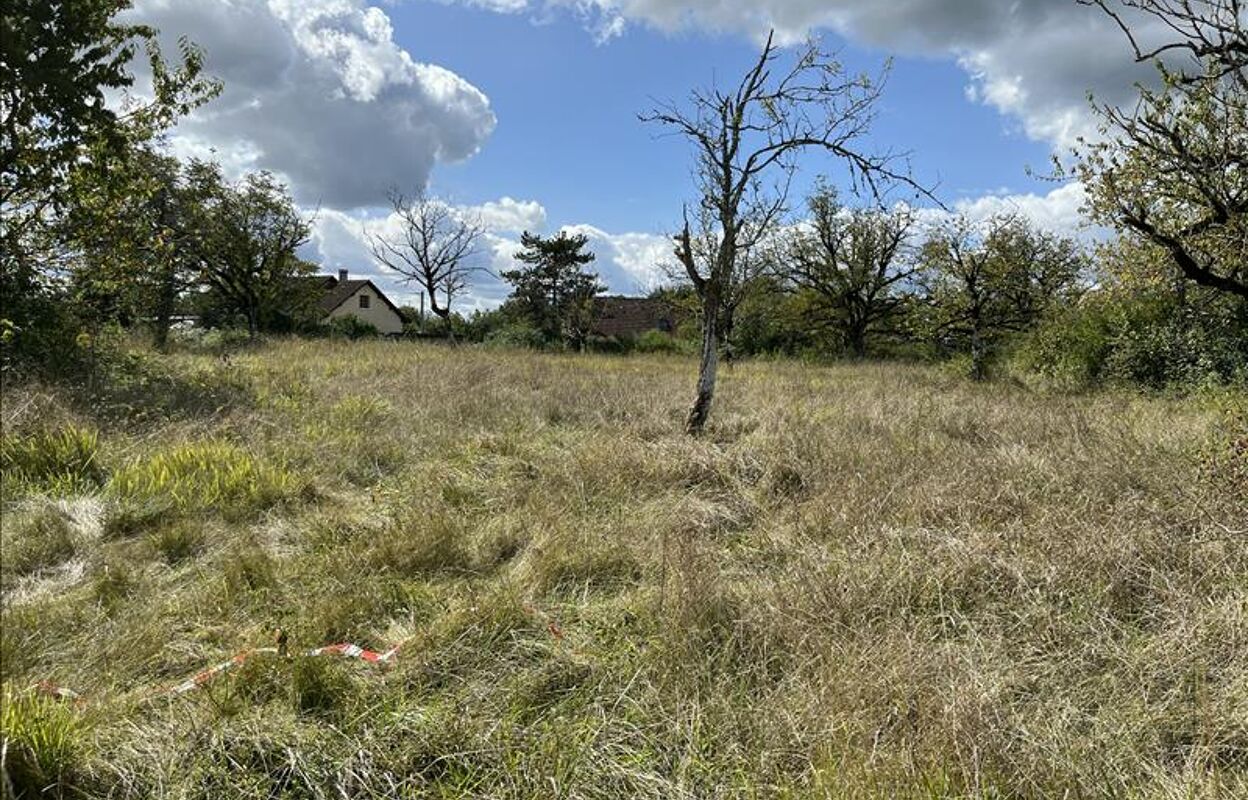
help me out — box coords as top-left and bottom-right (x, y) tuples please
(2, 339), (1245, 798)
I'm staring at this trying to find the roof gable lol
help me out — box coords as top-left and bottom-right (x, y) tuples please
(318, 277), (404, 319)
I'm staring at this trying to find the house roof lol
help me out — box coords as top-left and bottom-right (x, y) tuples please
(592, 296), (680, 337)
(317, 277), (405, 319)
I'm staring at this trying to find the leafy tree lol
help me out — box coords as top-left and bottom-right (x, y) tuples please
(1074, 0), (1247, 298)
(183, 162), (313, 337)
(642, 30), (931, 434)
(779, 185), (918, 357)
(365, 188), (483, 333)
(1, 0), (217, 369)
(61, 145), (204, 347)
(918, 214), (1085, 380)
(501, 231), (604, 349)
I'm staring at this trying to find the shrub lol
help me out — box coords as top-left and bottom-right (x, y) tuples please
(484, 324), (548, 351)
(1011, 302), (1113, 390)
(1014, 291), (1248, 390)
(0, 685), (89, 798)
(322, 316), (379, 340)
(108, 440), (296, 518)
(0, 425), (104, 498)
(633, 329), (688, 355)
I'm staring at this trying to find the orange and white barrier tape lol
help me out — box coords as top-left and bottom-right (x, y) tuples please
(32, 637), (411, 702)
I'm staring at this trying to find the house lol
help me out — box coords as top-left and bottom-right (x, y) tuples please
(316, 269), (405, 335)
(591, 296), (681, 338)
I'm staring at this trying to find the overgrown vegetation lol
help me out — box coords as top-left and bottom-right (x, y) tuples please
(1, 339), (1243, 798)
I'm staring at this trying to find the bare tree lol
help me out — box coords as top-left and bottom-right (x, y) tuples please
(1075, 0), (1247, 298)
(366, 188), (484, 328)
(779, 184), (918, 358)
(642, 30), (932, 434)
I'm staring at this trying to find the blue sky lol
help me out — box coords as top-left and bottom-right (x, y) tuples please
(400, 1), (1056, 233)
(132, 0), (1153, 306)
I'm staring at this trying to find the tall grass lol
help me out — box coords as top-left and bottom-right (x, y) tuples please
(0, 338), (1243, 798)
(108, 439), (296, 518)
(0, 425), (103, 498)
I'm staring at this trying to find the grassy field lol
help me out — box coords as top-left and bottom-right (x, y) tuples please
(1, 338), (1245, 798)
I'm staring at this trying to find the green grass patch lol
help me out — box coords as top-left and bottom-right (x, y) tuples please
(1, 425), (103, 498)
(0, 684), (90, 797)
(108, 440), (297, 519)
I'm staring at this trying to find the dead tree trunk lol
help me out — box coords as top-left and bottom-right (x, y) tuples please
(687, 299), (720, 434)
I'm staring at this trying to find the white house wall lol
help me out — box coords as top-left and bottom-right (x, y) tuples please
(326, 285), (404, 334)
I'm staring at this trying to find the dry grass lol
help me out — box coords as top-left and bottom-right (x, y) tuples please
(1, 338), (1245, 798)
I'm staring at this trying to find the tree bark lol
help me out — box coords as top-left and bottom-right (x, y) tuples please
(152, 266), (177, 351)
(969, 323), (986, 381)
(686, 301), (720, 435)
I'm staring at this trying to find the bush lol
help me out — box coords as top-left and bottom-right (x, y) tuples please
(484, 324), (548, 351)
(1011, 302), (1114, 390)
(633, 329), (688, 355)
(108, 440), (296, 518)
(321, 316), (380, 339)
(0, 685), (89, 798)
(1101, 306), (1248, 388)
(1014, 292), (1248, 390)
(0, 425), (104, 498)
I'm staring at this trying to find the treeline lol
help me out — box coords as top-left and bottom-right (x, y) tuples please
(2, 1), (323, 378)
(428, 195), (1247, 391)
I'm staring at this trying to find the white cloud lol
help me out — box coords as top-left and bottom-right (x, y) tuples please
(302, 198), (668, 309)
(128, 0), (496, 208)
(471, 197), (548, 234)
(952, 181), (1090, 237)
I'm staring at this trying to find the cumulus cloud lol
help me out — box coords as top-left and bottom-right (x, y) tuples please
(129, 0), (496, 208)
(471, 197), (548, 234)
(302, 199), (669, 310)
(950, 181), (1091, 237)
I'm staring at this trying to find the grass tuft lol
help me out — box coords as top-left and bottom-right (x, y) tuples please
(108, 440), (296, 519)
(0, 425), (103, 498)
(0, 684), (89, 797)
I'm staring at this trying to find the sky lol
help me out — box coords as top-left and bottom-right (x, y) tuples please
(125, 0), (1166, 309)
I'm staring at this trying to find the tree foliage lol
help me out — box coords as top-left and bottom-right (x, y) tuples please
(779, 184), (918, 357)
(1, 0), (218, 370)
(643, 29), (930, 433)
(918, 215), (1085, 380)
(501, 231), (604, 349)
(1075, 0), (1247, 298)
(181, 162), (313, 337)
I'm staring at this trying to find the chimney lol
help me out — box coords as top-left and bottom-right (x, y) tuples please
(338, 268), (349, 282)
